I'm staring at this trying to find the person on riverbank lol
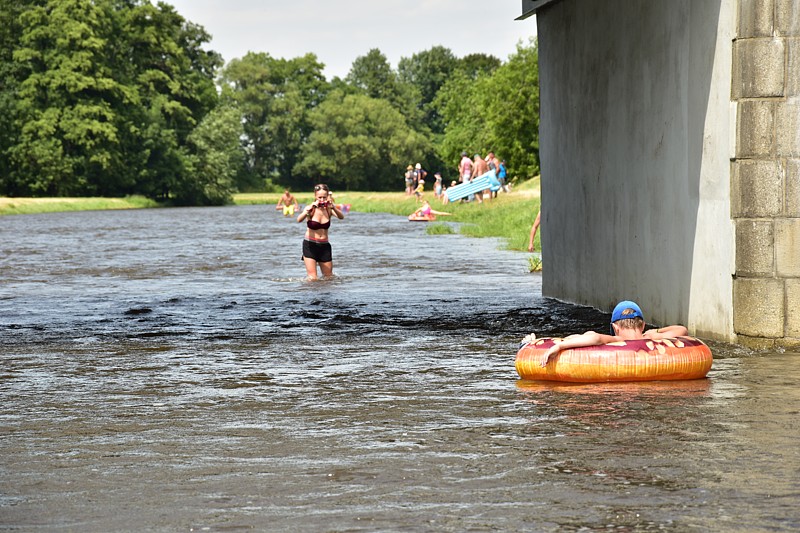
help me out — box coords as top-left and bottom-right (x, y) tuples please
(415, 163), (427, 188)
(486, 152), (499, 198)
(433, 172), (443, 199)
(471, 153), (489, 203)
(498, 159), (509, 193)
(459, 152), (473, 184)
(538, 301), (689, 367)
(404, 165), (416, 195)
(441, 180), (458, 205)
(413, 178), (425, 202)
(276, 189), (299, 216)
(528, 210), (541, 252)
(297, 184), (345, 280)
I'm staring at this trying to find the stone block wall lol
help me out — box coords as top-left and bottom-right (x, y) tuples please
(732, 0), (800, 347)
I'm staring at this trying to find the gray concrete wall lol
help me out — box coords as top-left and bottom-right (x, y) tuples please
(536, 0), (736, 339)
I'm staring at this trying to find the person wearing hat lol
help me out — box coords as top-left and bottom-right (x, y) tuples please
(538, 301), (689, 367)
(404, 164), (416, 195)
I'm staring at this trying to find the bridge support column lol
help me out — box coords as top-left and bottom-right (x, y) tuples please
(732, 0), (800, 347)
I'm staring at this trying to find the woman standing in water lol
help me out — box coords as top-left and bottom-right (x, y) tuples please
(297, 184), (345, 280)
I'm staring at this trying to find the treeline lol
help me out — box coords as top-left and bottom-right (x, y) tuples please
(0, 0), (539, 205)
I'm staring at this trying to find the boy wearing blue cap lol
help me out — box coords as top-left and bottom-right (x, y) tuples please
(539, 300), (688, 367)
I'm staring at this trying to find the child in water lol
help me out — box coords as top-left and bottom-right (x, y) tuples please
(539, 301), (689, 367)
(408, 200), (451, 221)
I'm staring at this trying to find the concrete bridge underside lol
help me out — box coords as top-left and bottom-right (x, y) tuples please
(520, 0), (799, 347)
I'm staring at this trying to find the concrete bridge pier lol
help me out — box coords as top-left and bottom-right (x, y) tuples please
(519, 0), (799, 348)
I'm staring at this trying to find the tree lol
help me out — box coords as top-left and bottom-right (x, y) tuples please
(9, 0), (127, 195)
(345, 48), (424, 128)
(181, 104), (245, 205)
(458, 53), (501, 80)
(220, 52), (328, 190)
(4, 0), (222, 200)
(120, 1), (221, 200)
(433, 39), (540, 180)
(293, 90), (432, 191)
(0, 0), (39, 195)
(398, 46), (458, 134)
(432, 71), (485, 171)
(480, 38), (540, 180)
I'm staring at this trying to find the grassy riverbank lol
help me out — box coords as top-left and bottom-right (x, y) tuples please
(1, 179), (541, 252)
(0, 195), (158, 216)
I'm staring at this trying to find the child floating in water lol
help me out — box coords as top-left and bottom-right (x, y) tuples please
(408, 200), (451, 222)
(539, 301), (689, 367)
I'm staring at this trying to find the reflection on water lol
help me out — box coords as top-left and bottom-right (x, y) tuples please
(1, 206), (799, 532)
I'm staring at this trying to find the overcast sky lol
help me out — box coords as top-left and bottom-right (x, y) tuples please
(166, 0), (537, 79)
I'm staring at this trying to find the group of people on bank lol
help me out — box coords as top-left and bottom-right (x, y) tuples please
(452, 151), (509, 204)
(404, 163), (447, 202)
(402, 152), (510, 206)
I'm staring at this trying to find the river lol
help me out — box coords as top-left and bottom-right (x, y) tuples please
(1, 205), (798, 532)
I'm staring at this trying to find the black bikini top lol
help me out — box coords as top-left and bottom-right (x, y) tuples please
(307, 219), (331, 230)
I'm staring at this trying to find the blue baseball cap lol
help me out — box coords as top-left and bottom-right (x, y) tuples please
(610, 301), (644, 333)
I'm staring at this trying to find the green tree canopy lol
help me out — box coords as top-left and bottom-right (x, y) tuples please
(398, 45), (459, 135)
(345, 48), (424, 128)
(3, 0), (221, 201)
(458, 53), (502, 79)
(220, 52), (328, 191)
(433, 39), (539, 180)
(182, 104), (245, 205)
(9, 0), (127, 195)
(294, 90), (432, 191)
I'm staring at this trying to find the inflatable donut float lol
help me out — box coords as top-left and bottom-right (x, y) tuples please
(516, 335), (712, 383)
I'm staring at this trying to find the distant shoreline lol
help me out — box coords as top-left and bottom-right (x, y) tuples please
(0, 196), (159, 216)
(2, 179), (541, 252)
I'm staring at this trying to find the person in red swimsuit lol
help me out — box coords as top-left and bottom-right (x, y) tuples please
(296, 184), (345, 280)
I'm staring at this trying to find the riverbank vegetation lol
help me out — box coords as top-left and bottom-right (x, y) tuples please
(0, 196), (158, 216)
(0, 1), (538, 205)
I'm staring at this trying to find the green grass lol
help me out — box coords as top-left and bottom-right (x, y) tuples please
(426, 222), (456, 235)
(0, 195), (159, 216)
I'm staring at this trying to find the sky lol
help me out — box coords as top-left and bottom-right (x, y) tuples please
(165, 0), (537, 80)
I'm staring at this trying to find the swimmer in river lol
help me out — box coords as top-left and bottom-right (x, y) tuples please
(539, 300), (689, 367)
(408, 200), (451, 221)
(297, 183), (344, 280)
(276, 189), (299, 216)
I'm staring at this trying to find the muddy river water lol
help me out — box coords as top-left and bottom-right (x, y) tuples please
(1, 205), (798, 531)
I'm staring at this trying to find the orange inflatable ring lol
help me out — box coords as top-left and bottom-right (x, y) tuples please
(516, 336), (712, 383)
